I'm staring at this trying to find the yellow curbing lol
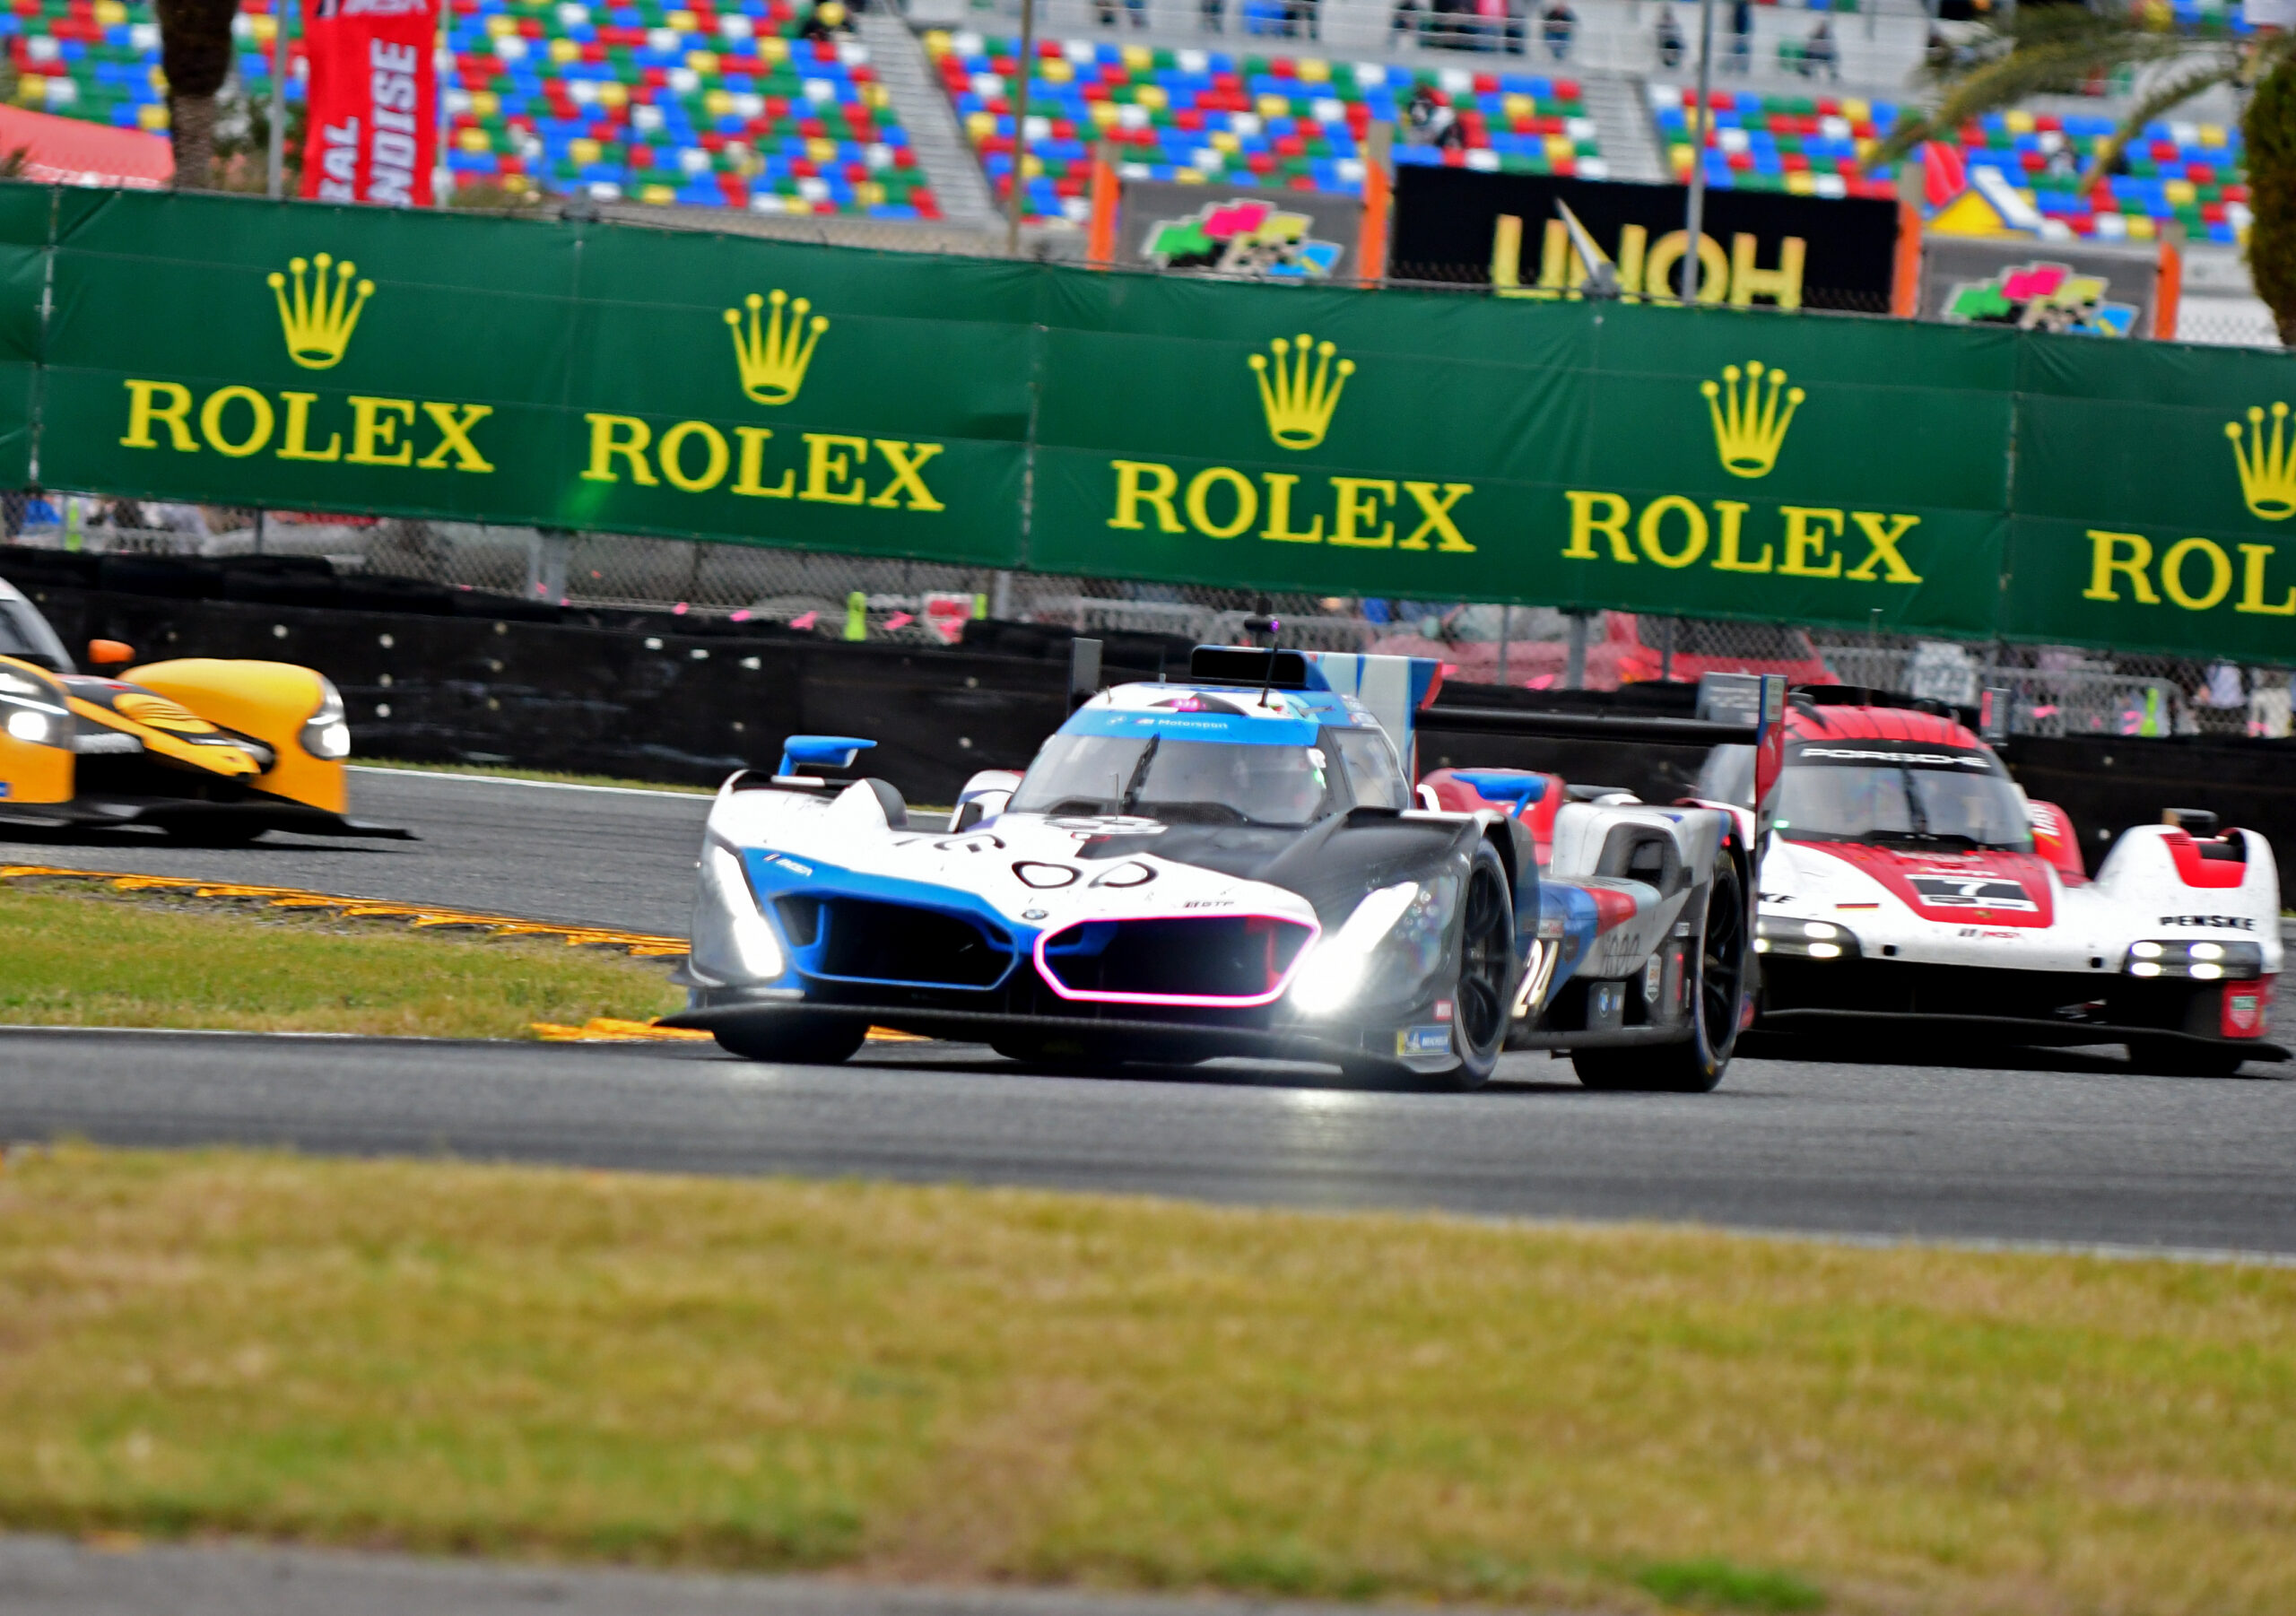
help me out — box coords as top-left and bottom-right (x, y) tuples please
(534, 1017), (930, 1045)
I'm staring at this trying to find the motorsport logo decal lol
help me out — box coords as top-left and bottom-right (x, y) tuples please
(1907, 874), (2038, 911)
(1943, 261), (2135, 338)
(1144, 198), (1343, 280)
(724, 288), (827, 406)
(2227, 401), (2296, 521)
(1701, 361), (1802, 479)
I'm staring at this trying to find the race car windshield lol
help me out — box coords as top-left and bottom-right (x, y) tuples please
(0, 594), (73, 673)
(1770, 755), (2032, 850)
(1010, 733), (1336, 827)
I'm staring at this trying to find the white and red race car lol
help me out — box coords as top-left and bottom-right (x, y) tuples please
(1695, 688), (2284, 1075)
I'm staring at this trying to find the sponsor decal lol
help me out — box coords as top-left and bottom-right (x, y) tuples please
(1398, 1023), (1452, 1056)
(1909, 875), (2037, 911)
(1144, 198), (1344, 281)
(2160, 913), (2258, 929)
(1702, 361), (1803, 479)
(2229, 401), (2296, 521)
(1957, 926), (2022, 939)
(1433, 998), (1454, 1021)
(1944, 261), (2136, 338)
(119, 251), (497, 478)
(1107, 333), (1477, 557)
(0, 782), (9, 797)
(2225, 989), (2263, 1036)
(1796, 748), (1990, 768)
(724, 290), (825, 406)
(301, 0), (438, 208)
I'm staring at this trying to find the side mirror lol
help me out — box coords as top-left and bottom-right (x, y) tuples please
(87, 639), (135, 667)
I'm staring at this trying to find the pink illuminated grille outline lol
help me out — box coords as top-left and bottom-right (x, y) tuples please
(1031, 910), (1322, 1007)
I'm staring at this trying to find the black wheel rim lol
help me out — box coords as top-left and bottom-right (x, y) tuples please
(1457, 864), (1511, 1052)
(1700, 856), (1745, 1051)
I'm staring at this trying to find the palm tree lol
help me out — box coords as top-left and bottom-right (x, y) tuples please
(154, 0), (243, 189)
(1870, 5), (2296, 343)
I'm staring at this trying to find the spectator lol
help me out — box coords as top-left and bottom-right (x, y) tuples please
(1292, 0), (1323, 38)
(1389, 0), (1422, 42)
(1503, 0), (1528, 53)
(1541, 0), (1576, 60)
(1726, 0), (1752, 73)
(1654, 3), (1683, 68)
(797, 0), (847, 41)
(1201, 0), (1224, 29)
(1803, 17), (1838, 80)
(1401, 83), (1462, 147)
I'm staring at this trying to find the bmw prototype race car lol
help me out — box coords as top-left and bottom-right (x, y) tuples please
(1699, 687), (2284, 1075)
(667, 646), (1758, 1090)
(0, 577), (402, 843)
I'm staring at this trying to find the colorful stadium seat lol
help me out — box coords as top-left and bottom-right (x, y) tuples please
(2, 0), (935, 218)
(1648, 83), (2247, 245)
(926, 30), (1604, 224)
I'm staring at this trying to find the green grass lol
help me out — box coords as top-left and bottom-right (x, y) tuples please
(0, 886), (682, 1037)
(1, 1148), (2292, 1616)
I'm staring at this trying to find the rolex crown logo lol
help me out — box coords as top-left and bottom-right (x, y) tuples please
(267, 253), (374, 370)
(725, 290), (828, 406)
(1250, 333), (1354, 451)
(2226, 402), (2296, 520)
(1701, 361), (1804, 480)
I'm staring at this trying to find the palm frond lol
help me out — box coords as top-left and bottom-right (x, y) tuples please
(1871, 22), (2242, 173)
(2076, 59), (2241, 191)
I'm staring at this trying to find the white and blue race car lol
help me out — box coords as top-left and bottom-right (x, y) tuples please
(665, 647), (1760, 1091)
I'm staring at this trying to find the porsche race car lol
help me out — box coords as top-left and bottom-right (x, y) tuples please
(0, 577), (403, 843)
(1699, 687), (2284, 1074)
(666, 646), (1760, 1090)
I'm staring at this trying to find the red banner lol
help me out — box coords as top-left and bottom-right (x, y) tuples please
(300, 0), (438, 208)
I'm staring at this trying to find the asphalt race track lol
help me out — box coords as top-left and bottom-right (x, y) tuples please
(4, 1026), (2292, 1255)
(1, 766), (2291, 1256)
(0, 766), (712, 936)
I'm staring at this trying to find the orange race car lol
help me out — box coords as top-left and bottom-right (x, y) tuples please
(0, 576), (405, 844)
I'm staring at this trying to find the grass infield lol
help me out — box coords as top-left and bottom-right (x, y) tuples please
(0, 885), (682, 1038)
(0, 1148), (2290, 1616)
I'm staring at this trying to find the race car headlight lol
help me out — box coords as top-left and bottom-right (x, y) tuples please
(2, 699), (67, 747)
(298, 678), (352, 760)
(1289, 882), (1422, 1016)
(690, 842), (787, 986)
(1756, 915), (1863, 960)
(2124, 939), (2262, 980)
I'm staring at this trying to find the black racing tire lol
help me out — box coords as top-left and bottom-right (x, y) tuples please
(1414, 840), (1515, 1092)
(1573, 842), (1747, 1094)
(712, 1014), (867, 1065)
(2129, 1037), (2255, 1078)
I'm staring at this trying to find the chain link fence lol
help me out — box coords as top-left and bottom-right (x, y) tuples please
(8, 489), (2287, 740)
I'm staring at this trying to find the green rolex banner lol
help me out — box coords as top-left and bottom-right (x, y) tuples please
(5, 182), (2293, 667)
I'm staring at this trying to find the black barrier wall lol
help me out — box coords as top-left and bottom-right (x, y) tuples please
(12, 575), (2293, 867)
(16, 583), (1072, 801)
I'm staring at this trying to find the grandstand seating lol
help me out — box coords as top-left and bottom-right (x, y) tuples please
(2, 0), (937, 218)
(1648, 83), (2247, 244)
(926, 29), (1603, 223)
